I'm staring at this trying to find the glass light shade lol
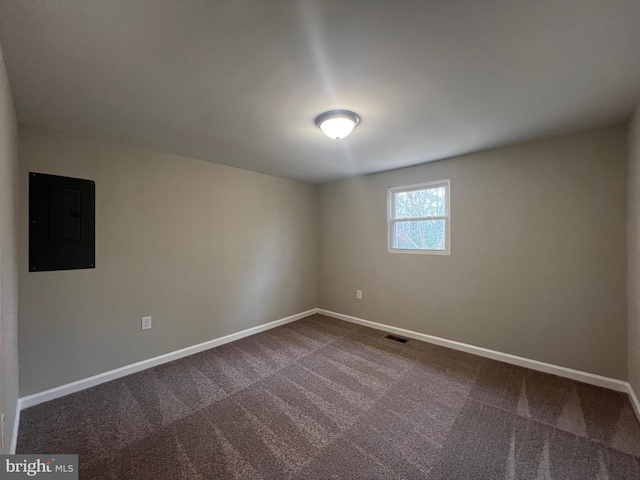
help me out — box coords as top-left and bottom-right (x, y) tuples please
(315, 110), (360, 139)
(319, 117), (356, 139)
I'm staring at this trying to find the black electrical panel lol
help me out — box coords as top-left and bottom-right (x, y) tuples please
(29, 172), (95, 272)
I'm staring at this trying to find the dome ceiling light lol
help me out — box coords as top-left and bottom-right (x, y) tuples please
(314, 110), (361, 139)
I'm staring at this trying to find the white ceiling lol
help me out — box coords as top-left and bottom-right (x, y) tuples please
(1, 1), (639, 184)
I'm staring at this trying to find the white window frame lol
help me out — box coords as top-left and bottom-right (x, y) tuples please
(387, 179), (451, 255)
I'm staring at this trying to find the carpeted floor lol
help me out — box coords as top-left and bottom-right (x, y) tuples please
(17, 314), (640, 479)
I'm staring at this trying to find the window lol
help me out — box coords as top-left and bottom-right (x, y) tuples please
(388, 179), (450, 254)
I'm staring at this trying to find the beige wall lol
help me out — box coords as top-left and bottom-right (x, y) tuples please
(13, 120), (635, 396)
(629, 107), (640, 394)
(18, 125), (318, 396)
(0, 40), (19, 452)
(319, 125), (628, 379)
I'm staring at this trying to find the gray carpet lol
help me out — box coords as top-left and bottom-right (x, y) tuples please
(17, 314), (640, 479)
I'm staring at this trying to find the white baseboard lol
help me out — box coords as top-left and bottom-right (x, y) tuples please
(18, 309), (318, 411)
(15, 307), (640, 438)
(318, 309), (630, 393)
(627, 384), (640, 421)
(9, 398), (21, 454)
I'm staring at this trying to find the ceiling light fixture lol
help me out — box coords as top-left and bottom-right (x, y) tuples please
(315, 110), (360, 139)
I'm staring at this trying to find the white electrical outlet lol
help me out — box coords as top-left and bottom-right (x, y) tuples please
(142, 316), (152, 330)
(356, 290), (362, 299)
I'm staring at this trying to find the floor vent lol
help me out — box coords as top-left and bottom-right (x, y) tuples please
(385, 334), (408, 343)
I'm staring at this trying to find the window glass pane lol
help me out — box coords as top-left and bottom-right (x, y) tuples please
(393, 220), (446, 250)
(394, 187), (446, 219)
